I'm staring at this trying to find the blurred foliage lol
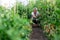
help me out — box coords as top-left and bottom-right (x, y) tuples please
(0, 0), (60, 40)
(16, 0), (60, 40)
(34, 0), (60, 40)
(0, 6), (32, 40)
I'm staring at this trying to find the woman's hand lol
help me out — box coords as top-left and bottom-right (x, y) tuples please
(33, 15), (36, 18)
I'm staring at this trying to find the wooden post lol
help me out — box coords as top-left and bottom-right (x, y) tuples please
(14, 0), (16, 15)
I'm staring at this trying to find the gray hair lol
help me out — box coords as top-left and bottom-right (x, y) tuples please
(33, 7), (37, 10)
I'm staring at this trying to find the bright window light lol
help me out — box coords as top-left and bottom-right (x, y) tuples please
(18, 0), (29, 6)
(0, 0), (16, 9)
(0, 0), (29, 8)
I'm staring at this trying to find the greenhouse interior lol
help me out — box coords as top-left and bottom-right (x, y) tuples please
(0, 0), (60, 40)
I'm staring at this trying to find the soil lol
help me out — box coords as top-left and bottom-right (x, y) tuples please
(30, 24), (48, 40)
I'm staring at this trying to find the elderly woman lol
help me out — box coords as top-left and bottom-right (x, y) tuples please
(31, 7), (40, 24)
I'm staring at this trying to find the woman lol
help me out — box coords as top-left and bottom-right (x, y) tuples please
(31, 7), (40, 24)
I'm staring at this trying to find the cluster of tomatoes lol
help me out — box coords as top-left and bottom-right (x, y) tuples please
(44, 24), (55, 36)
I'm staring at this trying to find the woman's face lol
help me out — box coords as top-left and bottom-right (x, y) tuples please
(34, 9), (37, 13)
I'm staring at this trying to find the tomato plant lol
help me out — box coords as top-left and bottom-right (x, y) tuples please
(0, 6), (32, 40)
